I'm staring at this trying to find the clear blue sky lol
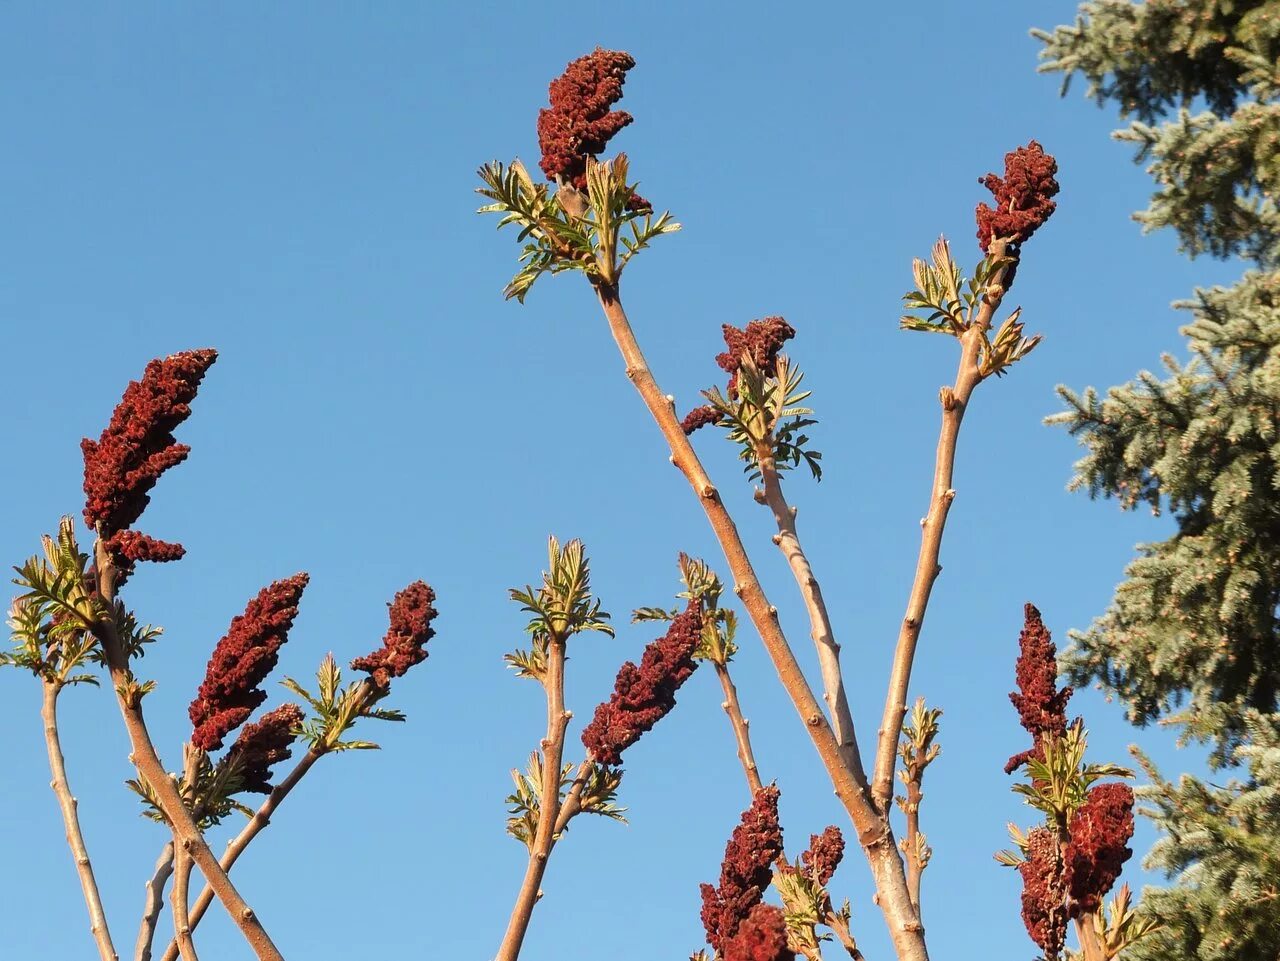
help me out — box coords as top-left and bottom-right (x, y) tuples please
(0, 3), (1241, 959)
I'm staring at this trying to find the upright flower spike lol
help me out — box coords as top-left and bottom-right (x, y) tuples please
(537, 48), (637, 192)
(1064, 782), (1135, 916)
(189, 574), (309, 752)
(580, 601), (702, 765)
(722, 903), (794, 961)
(350, 580), (438, 688)
(699, 785), (785, 954)
(975, 141), (1060, 253)
(81, 349), (217, 581)
(1005, 603), (1074, 774)
(223, 703), (304, 794)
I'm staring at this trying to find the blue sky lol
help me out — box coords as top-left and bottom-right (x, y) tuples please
(0, 3), (1244, 959)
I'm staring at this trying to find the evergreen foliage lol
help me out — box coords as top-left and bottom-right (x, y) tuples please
(1037, 2), (1280, 956)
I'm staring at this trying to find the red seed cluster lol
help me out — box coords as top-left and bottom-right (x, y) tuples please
(680, 405), (723, 436)
(975, 141), (1059, 253)
(538, 48), (636, 192)
(224, 703), (304, 794)
(717, 317), (796, 397)
(581, 601), (702, 765)
(1005, 603), (1074, 774)
(1065, 783), (1135, 916)
(189, 575), (309, 752)
(722, 903), (794, 961)
(350, 581), (438, 688)
(801, 825), (845, 887)
(700, 785), (786, 954)
(81, 349), (217, 580)
(1018, 827), (1069, 957)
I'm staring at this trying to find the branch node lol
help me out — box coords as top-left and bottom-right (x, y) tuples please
(771, 533), (782, 546)
(701, 484), (718, 499)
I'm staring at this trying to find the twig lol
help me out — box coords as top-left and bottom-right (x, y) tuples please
(1075, 914), (1106, 961)
(496, 636), (571, 961)
(590, 281), (926, 961)
(713, 661), (763, 794)
(93, 542), (284, 961)
(157, 746), (325, 961)
(135, 843), (174, 961)
(870, 244), (1012, 810)
(170, 750), (202, 961)
(553, 760), (592, 836)
(41, 679), (119, 961)
(170, 844), (199, 961)
(756, 449), (864, 779)
(826, 908), (866, 961)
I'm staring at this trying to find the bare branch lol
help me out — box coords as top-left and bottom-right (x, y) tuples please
(41, 680), (119, 961)
(135, 843), (174, 961)
(496, 636), (571, 961)
(589, 281), (925, 961)
(713, 661), (763, 795)
(93, 542), (284, 961)
(871, 243), (1013, 810)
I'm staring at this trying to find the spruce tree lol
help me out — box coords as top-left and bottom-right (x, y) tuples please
(1035, 2), (1280, 957)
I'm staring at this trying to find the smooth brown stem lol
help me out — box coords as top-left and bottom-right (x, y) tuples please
(1074, 914), (1106, 961)
(553, 760), (592, 836)
(713, 662), (763, 794)
(902, 778), (923, 913)
(157, 746), (325, 961)
(93, 542), (284, 961)
(171, 842), (199, 961)
(870, 246), (1012, 810)
(135, 843), (174, 961)
(826, 909), (866, 961)
(495, 636), (570, 961)
(41, 681), (119, 961)
(756, 451), (865, 779)
(170, 751), (201, 961)
(591, 283), (925, 961)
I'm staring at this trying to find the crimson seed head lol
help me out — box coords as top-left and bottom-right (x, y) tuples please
(223, 703), (304, 794)
(681, 404), (723, 436)
(580, 601), (702, 765)
(1018, 826), (1068, 956)
(81, 349), (217, 582)
(700, 785), (785, 953)
(801, 825), (845, 887)
(350, 581), (438, 688)
(1005, 603), (1074, 774)
(722, 903), (794, 961)
(975, 141), (1059, 253)
(537, 48), (636, 192)
(717, 318), (796, 397)
(1065, 782), (1135, 916)
(189, 574), (309, 752)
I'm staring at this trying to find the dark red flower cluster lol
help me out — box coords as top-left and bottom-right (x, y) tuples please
(81, 349), (217, 581)
(717, 317), (796, 397)
(581, 601), (702, 765)
(700, 785), (785, 954)
(223, 703), (304, 794)
(683, 317), (798, 435)
(1019, 827), (1068, 957)
(189, 574), (309, 752)
(801, 825), (845, 887)
(350, 581), (438, 688)
(1005, 603), (1074, 774)
(680, 405), (723, 436)
(722, 903), (794, 961)
(1065, 783), (1135, 916)
(538, 48), (636, 192)
(975, 141), (1059, 253)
